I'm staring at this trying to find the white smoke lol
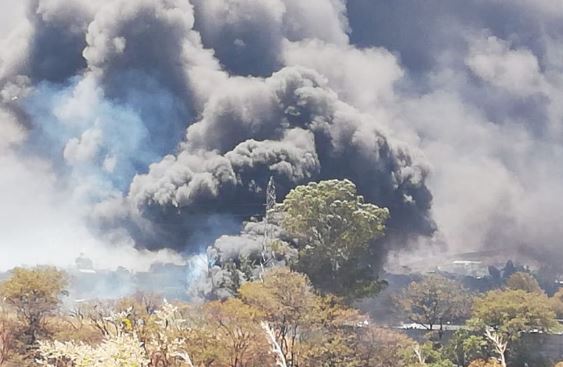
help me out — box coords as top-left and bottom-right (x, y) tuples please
(0, 146), (183, 271)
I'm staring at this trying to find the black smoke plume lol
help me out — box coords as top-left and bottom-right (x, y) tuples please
(2, 0), (563, 273)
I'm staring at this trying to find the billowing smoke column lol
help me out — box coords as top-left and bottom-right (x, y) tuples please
(127, 66), (432, 250)
(2, 0), (563, 272)
(0, 0), (431, 264)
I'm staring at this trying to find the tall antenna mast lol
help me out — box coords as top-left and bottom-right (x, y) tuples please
(265, 176), (277, 218)
(260, 177), (276, 279)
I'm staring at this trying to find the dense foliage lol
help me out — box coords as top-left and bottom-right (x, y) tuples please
(281, 179), (389, 299)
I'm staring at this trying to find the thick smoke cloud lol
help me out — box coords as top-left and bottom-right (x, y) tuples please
(85, 0), (198, 100)
(0, 0), (91, 85)
(0, 0), (224, 270)
(129, 66), (431, 250)
(2, 0), (563, 275)
(191, 0), (348, 76)
(347, 0), (563, 267)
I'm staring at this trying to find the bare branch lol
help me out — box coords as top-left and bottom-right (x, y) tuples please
(261, 321), (288, 367)
(485, 328), (507, 367)
(413, 344), (426, 366)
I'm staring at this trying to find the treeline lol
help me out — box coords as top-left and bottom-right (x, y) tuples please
(1, 266), (563, 366)
(0, 266), (425, 366)
(0, 179), (562, 366)
(394, 272), (563, 367)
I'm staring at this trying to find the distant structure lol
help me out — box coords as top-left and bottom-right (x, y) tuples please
(68, 255), (191, 302)
(260, 177), (277, 277)
(449, 260), (485, 277)
(75, 253), (94, 271)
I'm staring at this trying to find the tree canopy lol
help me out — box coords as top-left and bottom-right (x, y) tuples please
(238, 267), (316, 366)
(504, 272), (543, 294)
(469, 289), (556, 341)
(550, 288), (563, 319)
(0, 266), (68, 344)
(396, 275), (471, 338)
(280, 179), (389, 299)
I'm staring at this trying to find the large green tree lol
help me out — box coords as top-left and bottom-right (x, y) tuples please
(280, 179), (389, 299)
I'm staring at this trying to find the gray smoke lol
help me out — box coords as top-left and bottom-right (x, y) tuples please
(346, 0), (563, 267)
(191, 0), (348, 76)
(128, 66), (431, 250)
(2, 0), (563, 274)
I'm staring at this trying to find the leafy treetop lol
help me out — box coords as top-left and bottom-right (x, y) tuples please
(504, 272), (543, 294)
(280, 179), (389, 299)
(469, 289), (556, 341)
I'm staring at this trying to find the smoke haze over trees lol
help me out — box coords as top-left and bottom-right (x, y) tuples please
(1, 0), (563, 271)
